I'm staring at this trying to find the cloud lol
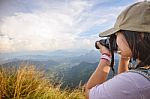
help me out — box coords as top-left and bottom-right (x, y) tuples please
(0, 0), (125, 52)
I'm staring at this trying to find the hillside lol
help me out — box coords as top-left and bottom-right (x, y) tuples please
(1, 59), (59, 70)
(54, 59), (119, 88)
(0, 50), (120, 89)
(0, 65), (85, 99)
(62, 62), (98, 88)
(1, 59), (119, 89)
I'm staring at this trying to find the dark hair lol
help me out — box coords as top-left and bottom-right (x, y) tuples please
(121, 30), (150, 68)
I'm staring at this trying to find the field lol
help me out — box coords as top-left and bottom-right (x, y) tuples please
(0, 65), (85, 99)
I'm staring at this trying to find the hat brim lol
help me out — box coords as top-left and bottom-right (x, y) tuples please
(99, 28), (120, 37)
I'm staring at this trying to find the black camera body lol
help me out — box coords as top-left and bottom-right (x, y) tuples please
(95, 37), (118, 52)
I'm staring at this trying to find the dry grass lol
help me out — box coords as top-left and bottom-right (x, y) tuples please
(0, 65), (85, 99)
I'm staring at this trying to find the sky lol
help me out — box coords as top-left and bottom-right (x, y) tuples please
(0, 0), (145, 53)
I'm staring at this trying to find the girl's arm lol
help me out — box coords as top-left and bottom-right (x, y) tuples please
(85, 59), (110, 99)
(85, 42), (111, 99)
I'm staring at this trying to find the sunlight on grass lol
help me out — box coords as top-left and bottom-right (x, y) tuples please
(0, 65), (85, 99)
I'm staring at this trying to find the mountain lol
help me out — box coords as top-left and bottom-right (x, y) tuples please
(59, 59), (119, 88)
(60, 62), (98, 88)
(0, 49), (101, 65)
(0, 49), (120, 88)
(1, 59), (59, 70)
(70, 50), (100, 63)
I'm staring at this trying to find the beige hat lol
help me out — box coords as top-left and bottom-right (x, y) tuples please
(99, 1), (150, 37)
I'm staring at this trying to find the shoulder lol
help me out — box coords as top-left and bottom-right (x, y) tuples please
(89, 72), (150, 99)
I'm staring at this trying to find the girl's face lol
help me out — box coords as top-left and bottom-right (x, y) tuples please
(116, 32), (132, 58)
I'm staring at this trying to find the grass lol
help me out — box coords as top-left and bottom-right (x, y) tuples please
(0, 64), (85, 99)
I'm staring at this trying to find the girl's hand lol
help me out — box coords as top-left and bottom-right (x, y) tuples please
(96, 42), (111, 56)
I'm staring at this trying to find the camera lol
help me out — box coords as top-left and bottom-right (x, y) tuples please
(95, 37), (118, 52)
(95, 35), (118, 75)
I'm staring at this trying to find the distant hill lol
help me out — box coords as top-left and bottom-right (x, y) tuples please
(59, 59), (119, 88)
(0, 50), (120, 88)
(61, 62), (98, 88)
(70, 50), (100, 63)
(1, 59), (59, 70)
(0, 49), (98, 64)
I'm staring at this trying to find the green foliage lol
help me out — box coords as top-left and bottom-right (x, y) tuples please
(62, 62), (98, 88)
(0, 65), (85, 99)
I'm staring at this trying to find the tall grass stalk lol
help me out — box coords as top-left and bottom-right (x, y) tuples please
(0, 65), (85, 99)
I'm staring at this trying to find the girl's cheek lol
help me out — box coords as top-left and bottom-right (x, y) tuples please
(117, 43), (132, 57)
(116, 34), (132, 57)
